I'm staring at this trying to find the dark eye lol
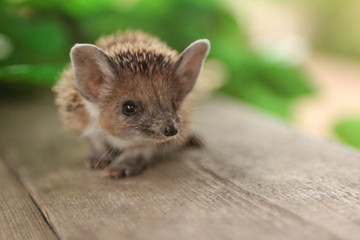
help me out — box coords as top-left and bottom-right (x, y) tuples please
(122, 101), (137, 116)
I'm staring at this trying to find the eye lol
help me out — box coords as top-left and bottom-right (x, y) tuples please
(122, 101), (137, 116)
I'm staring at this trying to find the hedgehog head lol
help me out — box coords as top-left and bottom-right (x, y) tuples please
(70, 39), (210, 142)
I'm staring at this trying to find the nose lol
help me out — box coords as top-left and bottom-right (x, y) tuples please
(163, 125), (178, 137)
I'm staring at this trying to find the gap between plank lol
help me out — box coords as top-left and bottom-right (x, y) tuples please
(0, 139), (62, 240)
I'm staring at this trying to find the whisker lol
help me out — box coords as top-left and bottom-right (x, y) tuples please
(91, 146), (112, 174)
(176, 134), (186, 144)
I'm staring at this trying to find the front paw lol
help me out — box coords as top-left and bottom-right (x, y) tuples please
(106, 156), (145, 178)
(86, 157), (112, 169)
(86, 147), (121, 170)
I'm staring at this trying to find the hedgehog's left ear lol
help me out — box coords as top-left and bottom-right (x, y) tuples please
(173, 39), (210, 96)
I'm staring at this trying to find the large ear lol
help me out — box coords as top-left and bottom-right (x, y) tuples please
(173, 39), (210, 96)
(70, 44), (117, 102)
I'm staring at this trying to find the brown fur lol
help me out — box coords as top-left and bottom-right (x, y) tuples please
(54, 67), (90, 133)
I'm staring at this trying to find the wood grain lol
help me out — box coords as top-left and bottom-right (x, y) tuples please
(0, 157), (57, 240)
(1, 93), (360, 239)
(192, 98), (360, 240)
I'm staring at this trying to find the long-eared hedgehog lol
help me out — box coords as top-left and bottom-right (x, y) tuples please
(53, 30), (210, 178)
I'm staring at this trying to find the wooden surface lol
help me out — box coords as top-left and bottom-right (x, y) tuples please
(1, 93), (360, 240)
(0, 158), (56, 240)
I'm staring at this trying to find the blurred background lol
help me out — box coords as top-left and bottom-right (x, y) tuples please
(0, 0), (360, 149)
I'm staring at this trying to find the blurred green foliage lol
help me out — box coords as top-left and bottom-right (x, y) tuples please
(0, 0), (313, 117)
(334, 117), (360, 149)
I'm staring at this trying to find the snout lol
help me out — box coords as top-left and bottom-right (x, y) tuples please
(163, 124), (178, 137)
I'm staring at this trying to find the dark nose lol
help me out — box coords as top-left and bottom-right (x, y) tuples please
(163, 125), (178, 137)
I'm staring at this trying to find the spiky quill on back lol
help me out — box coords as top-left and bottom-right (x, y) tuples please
(96, 31), (178, 75)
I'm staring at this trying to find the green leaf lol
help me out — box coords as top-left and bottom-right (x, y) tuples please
(334, 117), (360, 149)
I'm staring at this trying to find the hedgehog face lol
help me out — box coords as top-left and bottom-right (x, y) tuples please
(98, 72), (183, 142)
(70, 39), (210, 142)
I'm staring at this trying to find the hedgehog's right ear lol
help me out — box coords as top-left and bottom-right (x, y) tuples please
(70, 44), (117, 102)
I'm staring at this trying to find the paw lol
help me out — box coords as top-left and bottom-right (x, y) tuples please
(106, 157), (145, 178)
(86, 147), (121, 170)
(185, 134), (204, 148)
(86, 157), (112, 169)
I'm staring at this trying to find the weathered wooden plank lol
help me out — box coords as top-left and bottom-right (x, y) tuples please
(192, 98), (360, 239)
(0, 93), (359, 239)
(0, 157), (57, 240)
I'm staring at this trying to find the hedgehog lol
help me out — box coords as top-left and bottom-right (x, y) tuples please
(53, 30), (210, 178)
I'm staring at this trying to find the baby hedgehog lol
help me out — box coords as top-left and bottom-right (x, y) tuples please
(54, 30), (210, 178)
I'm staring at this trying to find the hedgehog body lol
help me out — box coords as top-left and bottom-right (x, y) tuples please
(53, 30), (210, 178)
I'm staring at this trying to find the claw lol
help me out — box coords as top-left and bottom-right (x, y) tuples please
(106, 160), (145, 178)
(86, 158), (112, 169)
